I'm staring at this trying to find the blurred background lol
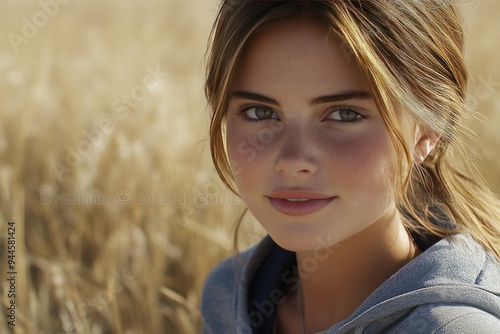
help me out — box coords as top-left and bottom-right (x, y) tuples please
(0, 0), (498, 333)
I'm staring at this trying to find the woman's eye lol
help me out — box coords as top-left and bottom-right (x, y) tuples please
(243, 106), (278, 120)
(327, 108), (362, 123)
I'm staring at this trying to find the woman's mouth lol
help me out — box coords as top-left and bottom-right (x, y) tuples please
(267, 190), (336, 216)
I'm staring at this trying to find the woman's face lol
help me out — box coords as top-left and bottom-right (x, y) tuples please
(226, 18), (407, 251)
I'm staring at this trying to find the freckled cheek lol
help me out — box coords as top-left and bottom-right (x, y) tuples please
(321, 131), (395, 180)
(226, 131), (263, 189)
(226, 128), (277, 202)
(226, 122), (282, 167)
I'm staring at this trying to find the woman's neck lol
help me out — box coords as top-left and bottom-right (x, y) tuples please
(294, 209), (421, 333)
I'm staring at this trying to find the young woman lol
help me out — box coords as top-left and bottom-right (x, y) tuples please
(202, 1), (500, 333)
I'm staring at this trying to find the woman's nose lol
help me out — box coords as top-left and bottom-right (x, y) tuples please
(274, 125), (319, 177)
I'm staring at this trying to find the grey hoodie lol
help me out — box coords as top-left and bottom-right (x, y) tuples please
(201, 233), (500, 333)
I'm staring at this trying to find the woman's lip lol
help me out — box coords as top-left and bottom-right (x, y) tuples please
(267, 189), (333, 200)
(267, 196), (336, 216)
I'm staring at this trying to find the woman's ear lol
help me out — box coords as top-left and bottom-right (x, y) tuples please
(413, 126), (440, 164)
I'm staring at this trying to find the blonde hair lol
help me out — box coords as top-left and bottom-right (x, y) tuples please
(205, 0), (500, 259)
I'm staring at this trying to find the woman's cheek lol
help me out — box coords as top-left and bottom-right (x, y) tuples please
(228, 122), (281, 166)
(227, 129), (263, 187)
(322, 130), (395, 184)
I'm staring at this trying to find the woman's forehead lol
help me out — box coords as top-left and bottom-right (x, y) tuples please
(232, 18), (371, 101)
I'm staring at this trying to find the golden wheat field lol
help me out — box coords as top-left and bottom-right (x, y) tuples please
(0, 0), (498, 333)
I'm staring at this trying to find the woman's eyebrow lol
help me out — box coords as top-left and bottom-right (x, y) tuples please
(230, 90), (372, 106)
(310, 90), (372, 104)
(230, 91), (279, 105)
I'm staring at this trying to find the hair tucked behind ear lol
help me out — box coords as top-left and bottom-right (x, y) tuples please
(205, 0), (500, 259)
(328, 1), (500, 258)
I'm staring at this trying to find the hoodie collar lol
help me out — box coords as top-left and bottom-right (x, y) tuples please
(237, 234), (500, 333)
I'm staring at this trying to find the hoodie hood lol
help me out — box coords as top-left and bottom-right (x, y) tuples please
(327, 234), (500, 333)
(201, 233), (500, 334)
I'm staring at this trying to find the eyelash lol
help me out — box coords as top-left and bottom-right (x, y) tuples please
(237, 105), (366, 125)
(325, 105), (366, 126)
(238, 105), (279, 123)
